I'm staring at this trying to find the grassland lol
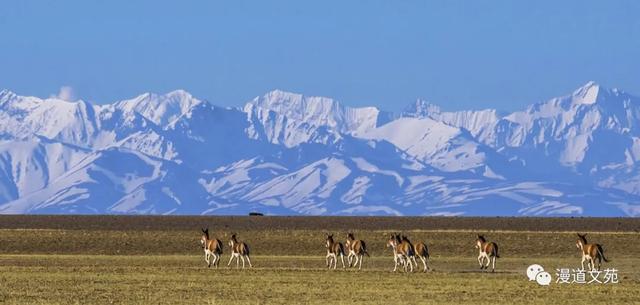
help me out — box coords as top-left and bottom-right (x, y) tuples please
(0, 216), (638, 304)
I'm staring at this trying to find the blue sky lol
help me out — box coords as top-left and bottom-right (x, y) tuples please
(1, 1), (639, 112)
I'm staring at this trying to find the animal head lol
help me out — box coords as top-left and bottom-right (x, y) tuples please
(229, 233), (238, 247)
(576, 233), (587, 250)
(387, 234), (398, 248)
(346, 233), (356, 247)
(386, 234), (392, 247)
(325, 234), (334, 248)
(200, 228), (209, 247)
(475, 235), (486, 249)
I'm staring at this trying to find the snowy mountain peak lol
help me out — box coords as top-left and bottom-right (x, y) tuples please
(165, 89), (195, 100)
(43, 96), (88, 105)
(0, 89), (16, 99)
(402, 99), (441, 118)
(1, 85), (640, 216)
(248, 89), (340, 115)
(0, 90), (18, 109)
(571, 81), (601, 105)
(126, 89), (198, 106)
(400, 99), (500, 140)
(567, 81), (632, 107)
(114, 90), (204, 127)
(246, 90), (389, 135)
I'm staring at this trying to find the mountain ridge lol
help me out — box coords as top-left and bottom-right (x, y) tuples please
(0, 83), (638, 216)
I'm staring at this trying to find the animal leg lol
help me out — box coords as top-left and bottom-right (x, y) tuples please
(491, 256), (496, 272)
(241, 255), (246, 269)
(358, 254), (363, 270)
(246, 255), (253, 268)
(420, 256), (427, 272)
(407, 256), (413, 272)
(409, 257), (414, 272)
(227, 254), (234, 267)
(392, 255), (399, 272)
(402, 256), (407, 272)
(212, 254), (218, 268)
(340, 253), (346, 269)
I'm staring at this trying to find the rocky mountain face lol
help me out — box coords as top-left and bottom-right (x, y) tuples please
(0, 83), (638, 216)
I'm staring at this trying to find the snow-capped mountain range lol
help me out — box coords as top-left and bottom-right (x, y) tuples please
(0, 82), (639, 216)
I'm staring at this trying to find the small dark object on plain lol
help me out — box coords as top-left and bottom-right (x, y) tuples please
(249, 212), (264, 216)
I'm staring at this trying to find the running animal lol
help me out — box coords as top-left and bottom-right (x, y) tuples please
(200, 228), (223, 268)
(576, 233), (609, 271)
(228, 233), (252, 269)
(475, 235), (499, 272)
(345, 233), (369, 270)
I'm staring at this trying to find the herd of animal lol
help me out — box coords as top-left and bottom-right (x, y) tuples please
(200, 228), (610, 272)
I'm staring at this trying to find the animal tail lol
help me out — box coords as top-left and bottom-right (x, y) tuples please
(494, 244), (500, 258)
(423, 246), (430, 259)
(597, 244), (609, 262)
(362, 241), (370, 257)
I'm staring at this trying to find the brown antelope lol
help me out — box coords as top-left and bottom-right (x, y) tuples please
(387, 233), (414, 272)
(325, 234), (346, 269)
(406, 236), (430, 272)
(200, 228), (223, 268)
(386, 234), (406, 272)
(345, 233), (369, 270)
(475, 235), (499, 272)
(576, 233), (609, 271)
(228, 233), (252, 269)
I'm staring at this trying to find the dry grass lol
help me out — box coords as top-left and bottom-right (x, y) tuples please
(0, 216), (639, 304)
(1, 255), (638, 305)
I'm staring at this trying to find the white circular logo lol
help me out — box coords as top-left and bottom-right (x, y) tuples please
(535, 271), (552, 286)
(527, 264), (545, 281)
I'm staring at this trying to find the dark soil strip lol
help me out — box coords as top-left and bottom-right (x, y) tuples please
(0, 215), (638, 232)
